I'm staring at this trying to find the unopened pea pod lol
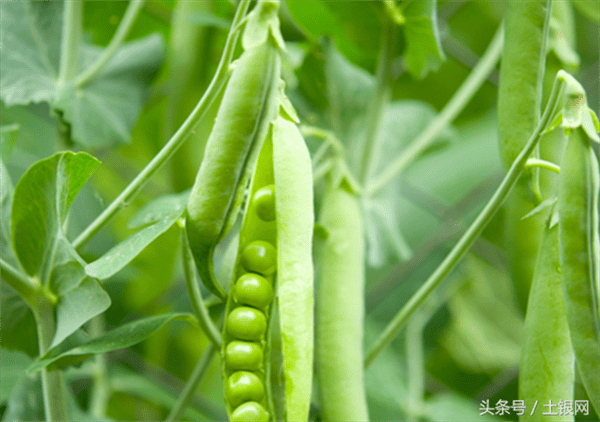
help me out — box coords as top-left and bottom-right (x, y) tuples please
(519, 223), (574, 422)
(186, 37), (281, 300)
(315, 185), (369, 421)
(221, 111), (314, 422)
(557, 127), (600, 417)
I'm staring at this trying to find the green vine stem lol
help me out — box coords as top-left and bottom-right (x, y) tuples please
(180, 225), (223, 347)
(57, 0), (82, 85)
(366, 24), (504, 196)
(360, 21), (396, 184)
(72, 0), (252, 250)
(35, 298), (68, 421)
(0, 258), (39, 306)
(365, 75), (565, 367)
(89, 316), (110, 418)
(525, 158), (560, 174)
(75, 0), (146, 88)
(165, 342), (218, 422)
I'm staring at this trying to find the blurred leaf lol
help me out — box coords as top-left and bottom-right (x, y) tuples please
(1, 0), (164, 148)
(571, 0), (600, 23)
(424, 392), (501, 421)
(1, 124), (20, 159)
(86, 210), (183, 280)
(127, 189), (190, 229)
(0, 1), (62, 105)
(286, 1), (382, 71)
(0, 349), (32, 402)
(2, 373), (45, 421)
(54, 35), (165, 148)
(27, 313), (196, 373)
(548, 1), (580, 68)
(1, 161), (19, 267)
(187, 11), (231, 29)
(402, 0), (446, 79)
(440, 255), (523, 373)
(0, 284), (39, 357)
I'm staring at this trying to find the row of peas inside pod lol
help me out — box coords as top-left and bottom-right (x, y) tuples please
(223, 184), (277, 422)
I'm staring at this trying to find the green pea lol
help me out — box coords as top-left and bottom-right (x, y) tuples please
(225, 341), (263, 371)
(252, 184), (276, 221)
(227, 306), (267, 341)
(226, 371), (265, 408)
(240, 241), (277, 276)
(230, 401), (270, 422)
(234, 273), (273, 309)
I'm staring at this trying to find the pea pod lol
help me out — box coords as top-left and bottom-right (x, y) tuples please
(497, 0), (552, 310)
(519, 222), (574, 422)
(185, 27), (281, 300)
(315, 185), (369, 421)
(557, 127), (600, 417)
(221, 112), (314, 422)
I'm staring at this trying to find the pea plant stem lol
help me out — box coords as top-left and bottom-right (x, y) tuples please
(525, 158), (560, 174)
(89, 316), (110, 419)
(180, 227), (223, 347)
(165, 342), (218, 422)
(360, 21), (395, 184)
(365, 76), (565, 367)
(0, 258), (39, 305)
(75, 0), (146, 88)
(35, 297), (68, 422)
(366, 24), (504, 196)
(57, 0), (82, 85)
(72, 0), (252, 251)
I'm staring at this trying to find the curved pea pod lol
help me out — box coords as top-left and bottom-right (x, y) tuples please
(519, 223), (574, 422)
(315, 185), (369, 421)
(186, 40), (281, 300)
(557, 127), (600, 417)
(272, 114), (315, 422)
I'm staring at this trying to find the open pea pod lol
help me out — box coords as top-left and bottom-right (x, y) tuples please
(557, 126), (600, 417)
(185, 0), (282, 300)
(221, 110), (314, 422)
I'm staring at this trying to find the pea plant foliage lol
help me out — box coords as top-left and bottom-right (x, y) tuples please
(1, 1), (599, 421)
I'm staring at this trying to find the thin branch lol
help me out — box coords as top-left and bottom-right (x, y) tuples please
(73, 0), (252, 250)
(525, 158), (560, 174)
(367, 24), (504, 196)
(180, 226), (222, 347)
(364, 76), (565, 367)
(165, 342), (218, 422)
(57, 0), (83, 84)
(75, 0), (146, 88)
(0, 258), (39, 305)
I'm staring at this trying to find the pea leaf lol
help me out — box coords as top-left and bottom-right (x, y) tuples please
(0, 349), (33, 402)
(0, 284), (39, 357)
(127, 189), (190, 229)
(10, 152), (111, 348)
(571, 0), (600, 23)
(402, 0), (446, 79)
(27, 313), (196, 374)
(424, 393), (501, 421)
(287, 1), (382, 71)
(548, 1), (580, 68)
(86, 210), (184, 280)
(1, 0), (164, 148)
(11, 152), (99, 277)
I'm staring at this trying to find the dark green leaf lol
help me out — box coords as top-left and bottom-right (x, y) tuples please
(86, 210), (183, 280)
(571, 0), (600, 23)
(11, 152), (100, 277)
(27, 313), (196, 373)
(0, 284), (39, 357)
(2, 373), (45, 421)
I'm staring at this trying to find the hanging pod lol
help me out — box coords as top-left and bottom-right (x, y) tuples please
(221, 111), (314, 422)
(557, 126), (600, 418)
(185, 14), (281, 300)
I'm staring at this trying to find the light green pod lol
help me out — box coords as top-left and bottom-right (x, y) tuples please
(557, 127), (600, 417)
(316, 185), (369, 421)
(519, 223), (574, 422)
(186, 40), (280, 300)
